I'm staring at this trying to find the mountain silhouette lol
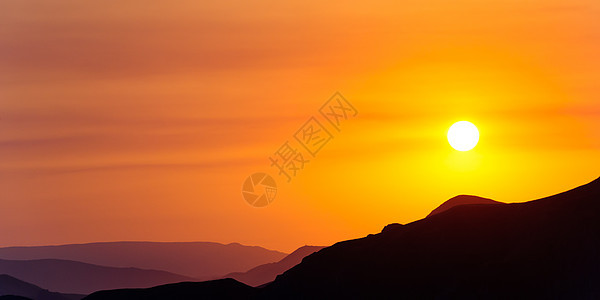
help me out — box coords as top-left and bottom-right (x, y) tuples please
(0, 274), (82, 300)
(0, 242), (286, 280)
(262, 176), (600, 298)
(224, 246), (325, 287)
(0, 258), (193, 295)
(426, 195), (503, 217)
(80, 176), (600, 299)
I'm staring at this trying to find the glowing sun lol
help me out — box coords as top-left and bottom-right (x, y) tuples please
(447, 121), (479, 151)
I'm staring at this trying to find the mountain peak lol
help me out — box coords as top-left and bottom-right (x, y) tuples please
(426, 195), (503, 218)
(381, 223), (404, 233)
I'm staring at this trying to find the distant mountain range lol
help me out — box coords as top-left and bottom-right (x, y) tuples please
(224, 246), (325, 286)
(84, 176), (600, 299)
(0, 243), (321, 297)
(0, 258), (193, 295)
(0, 274), (82, 300)
(0, 245), (324, 297)
(0, 242), (286, 280)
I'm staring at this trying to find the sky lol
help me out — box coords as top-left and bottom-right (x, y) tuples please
(0, 0), (599, 252)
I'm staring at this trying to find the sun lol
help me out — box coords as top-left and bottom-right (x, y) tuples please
(447, 121), (479, 151)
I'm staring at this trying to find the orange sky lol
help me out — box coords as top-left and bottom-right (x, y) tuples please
(0, 0), (598, 252)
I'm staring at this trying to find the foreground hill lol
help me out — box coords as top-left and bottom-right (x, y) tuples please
(83, 279), (254, 300)
(0, 258), (193, 295)
(0, 242), (286, 280)
(224, 246), (325, 286)
(0, 274), (82, 300)
(84, 176), (600, 299)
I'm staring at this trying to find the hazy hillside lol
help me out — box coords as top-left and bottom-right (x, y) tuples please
(0, 258), (193, 295)
(224, 245), (325, 286)
(0, 242), (286, 280)
(0, 274), (82, 300)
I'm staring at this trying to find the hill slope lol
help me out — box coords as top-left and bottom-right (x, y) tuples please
(224, 246), (325, 286)
(0, 258), (193, 295)
(0, 242), (286, 280)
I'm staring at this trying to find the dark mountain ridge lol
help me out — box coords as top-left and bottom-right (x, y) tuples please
(262, 176), (600, 299)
